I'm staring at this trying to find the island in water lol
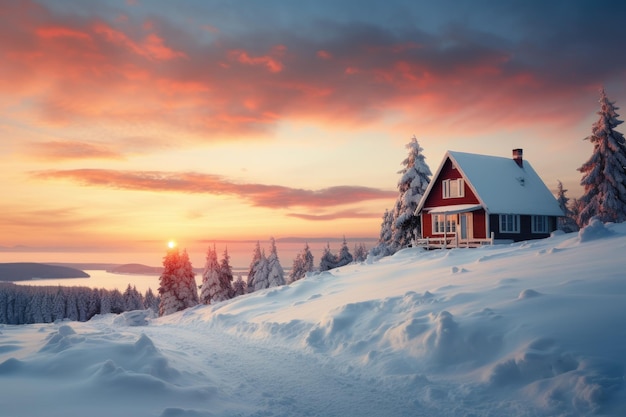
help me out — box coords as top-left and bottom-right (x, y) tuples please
(0, 263), (90, 281)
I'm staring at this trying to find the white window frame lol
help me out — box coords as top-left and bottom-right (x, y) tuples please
(499, 214), (520, 233)
(442, 178), (465, 199)
(432, 214), (457, 234)
(531, 215), (549, 233)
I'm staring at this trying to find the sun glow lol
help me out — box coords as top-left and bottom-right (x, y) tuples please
(167, 240), (176, 249)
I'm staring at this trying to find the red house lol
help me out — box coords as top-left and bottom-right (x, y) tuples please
(415, 149), (564, 246)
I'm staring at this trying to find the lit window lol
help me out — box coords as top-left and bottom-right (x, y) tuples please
(442, 179), (465, 199)
(532, 215), (549, 233)
(432, 214), (457, 234)
(499, 214), (520, 233)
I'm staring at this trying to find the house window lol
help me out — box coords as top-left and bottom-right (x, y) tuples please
(442, 179), (465, 199)
(499, 214), (520, 233)
(532, 215), (549, 233)
(432, 214), (457, 234)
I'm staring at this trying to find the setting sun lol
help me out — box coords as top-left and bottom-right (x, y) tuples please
(168, 240), (176, 249)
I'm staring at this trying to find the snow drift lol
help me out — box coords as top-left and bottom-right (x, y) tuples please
(1, 223), (626, 416)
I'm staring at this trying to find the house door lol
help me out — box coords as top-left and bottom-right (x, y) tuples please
(459, 213), (473, 241)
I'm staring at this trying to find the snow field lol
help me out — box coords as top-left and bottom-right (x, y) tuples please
(1, 222), (626, 416)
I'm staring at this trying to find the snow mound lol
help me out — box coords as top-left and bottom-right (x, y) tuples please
(578, 217), (614, 242)
(112, 309), (155, 326)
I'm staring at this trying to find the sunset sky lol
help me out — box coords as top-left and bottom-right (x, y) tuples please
(2, 0), (626, 261)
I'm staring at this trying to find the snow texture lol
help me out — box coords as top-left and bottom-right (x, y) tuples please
(2, 222), (626, 416)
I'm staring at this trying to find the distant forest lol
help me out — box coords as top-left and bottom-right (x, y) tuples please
(0, 282), (159, 325)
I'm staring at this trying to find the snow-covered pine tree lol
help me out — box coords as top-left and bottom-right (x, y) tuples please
(178, 249), (199, 308)
(158, 247), (198, 316)
(266, 237), (285, 288)
(252, 249), (270, 291)
(246, 241), (263, 293)
(219, 247), (234, 298)
(369, 209), (395, 258)
(319, 243), (337, 272)
(123, 284), (143, 311)
(578, 89), (626, 226)
(200, 245), (228, 304)
(353, 243), (368, 263)
(335, 236), (353, 267)
(143, 288), (158, 312)
(302, 243), (315, 275)
(232, 275), (247, 296)
(288, 252), (304, 285)
(391, 136), (432, 249)
(556, 180), (579, 232)
(288, 243), (315, 283)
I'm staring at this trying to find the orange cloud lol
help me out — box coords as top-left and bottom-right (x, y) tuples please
(287, 210), (381, 221)
(28, 141), (123, 161)
(92, 23), (185, 61)
(36, 25), (92, 41)
(0, 1), (615, 146)
(229, 46), (285, 73)
(33, 169), (396, 210)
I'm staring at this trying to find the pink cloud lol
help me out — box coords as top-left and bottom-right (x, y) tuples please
(33, 169), (396, 210)
(0, 1), (612, 146)
(229, 46), (285, 73)
(28, 141), (123, 160)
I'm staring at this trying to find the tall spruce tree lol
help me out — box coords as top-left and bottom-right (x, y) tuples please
(266, 237), (285, 288)
(200, 245), (227, 304)
(556, 180), (578, 232)
(288, 243), (314, 284)
(335, 236), (353, 267)
(391, 136), (432, 248)
(158, 247), (198, 316)
(246, 241), (263, 293)
(251, 249), (270, 291)
(578, 89), (626, 226)
(219, 247), (234, 298)
(319, 243), (337, 272)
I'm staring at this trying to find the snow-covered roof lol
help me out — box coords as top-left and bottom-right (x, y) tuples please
(426, 204), (482, 215)
(417, 150), (564, 216)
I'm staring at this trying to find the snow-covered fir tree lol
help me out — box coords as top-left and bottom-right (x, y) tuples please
(319, 243), (337, 272)
(353, 243), (368, 263)
(578, 89), (626, 226)
(246, 241), (263, 293)
(288, 243), (314, 284)
(369, 209), (395, 258)
(219, 247), (234, 298)
(391, 136), (432, 249)
(335, 237), (353, 268)
(158, 247), (198, 316)
(556, 180), (579, 232)
(232, 275), (247, 296)
(251, 249), (270, 291)
(266, 237), (285, 288)
(200, 245), (230, 304)
(143, 288), (159, 312)
(123, 284), (144, 311)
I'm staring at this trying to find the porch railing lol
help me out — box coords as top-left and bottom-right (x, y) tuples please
(415, 232), (494, 249)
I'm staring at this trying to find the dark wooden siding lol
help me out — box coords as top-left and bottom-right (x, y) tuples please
(489, 214), (559, 242)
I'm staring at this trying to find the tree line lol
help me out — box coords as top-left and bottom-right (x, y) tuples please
(158, 236), (368, 316)
(0, 283), (159, 325)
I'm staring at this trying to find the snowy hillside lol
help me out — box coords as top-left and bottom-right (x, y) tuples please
(1, 220), (625, 417)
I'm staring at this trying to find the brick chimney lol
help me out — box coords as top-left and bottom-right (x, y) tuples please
(512, 148), (523, 168)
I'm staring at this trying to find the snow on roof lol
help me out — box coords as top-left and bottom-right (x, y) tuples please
(426, 204), (482, 215)
(419, 151), (564, 216)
